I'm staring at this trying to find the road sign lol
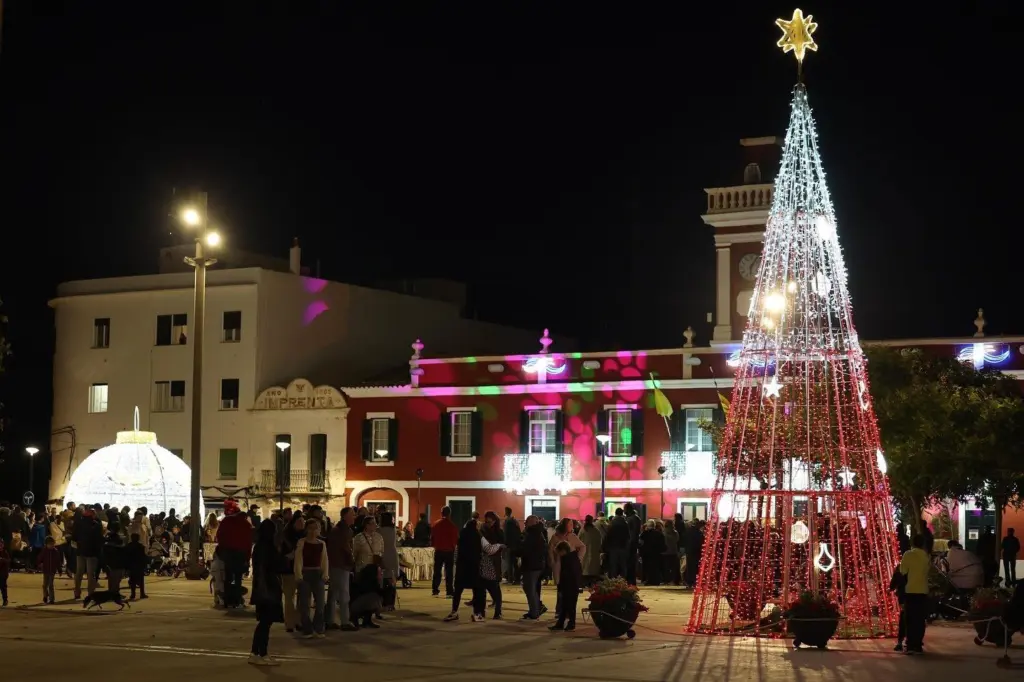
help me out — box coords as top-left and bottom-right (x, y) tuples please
(22, 491), (34, 506)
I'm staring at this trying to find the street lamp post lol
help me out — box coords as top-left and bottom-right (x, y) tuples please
(276, 441), (291, 511)
(415, 468), (424, 519)
(596, 434), (611, 514)
(182, 192), (220, 580)
(26, 446), (39, 500)
(657, 466), (668, 519)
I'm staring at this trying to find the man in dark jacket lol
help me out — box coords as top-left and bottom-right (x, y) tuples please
(1003, 528), (1021, 586)
(623, 503), (642, 585)
(519, 516), (547, 619)
(326, 507), (357, 631)
(216, 499), (253, 607)
(72, 508), (104, 598)
(603, 508), (631, 580)
(503, 507), (523, 584)
(413, 513), (431, 548)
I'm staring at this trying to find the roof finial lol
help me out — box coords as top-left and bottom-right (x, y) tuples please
(973, 308), (986, 338)
(133, 406), (140, 432)
(683, 325), (696, 348)
(410, 338), (425, 388)
(539, 328), (553, 354)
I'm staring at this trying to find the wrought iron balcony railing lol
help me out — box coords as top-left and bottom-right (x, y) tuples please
(259, 469), (329, 493)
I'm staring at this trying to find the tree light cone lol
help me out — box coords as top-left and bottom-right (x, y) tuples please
(687, 84), (900, 639)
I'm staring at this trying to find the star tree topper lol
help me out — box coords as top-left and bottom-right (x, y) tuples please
(776, 9), (818, 63)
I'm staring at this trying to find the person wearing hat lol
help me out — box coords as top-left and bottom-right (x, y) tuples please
(217, 499), (254, 607)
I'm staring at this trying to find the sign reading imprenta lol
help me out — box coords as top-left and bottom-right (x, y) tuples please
(253, 378), (346, 410)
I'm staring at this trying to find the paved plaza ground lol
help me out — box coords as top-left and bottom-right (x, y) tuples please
(0, 572), (1020, 680)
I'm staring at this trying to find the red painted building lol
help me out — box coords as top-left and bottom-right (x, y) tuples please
(338, 137), (1024, 571)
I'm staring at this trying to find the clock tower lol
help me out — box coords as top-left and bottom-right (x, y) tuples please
(702, 136), (782, 342)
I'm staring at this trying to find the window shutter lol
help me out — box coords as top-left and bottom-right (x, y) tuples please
(596, 409), (609, 459)
(470, 411), (483, 457)
(439, 412), (452, 457)
(519, 411), (530, 453)
(361, 419), (372, 461)
(670, 411), (685, 451)
(630, 408), (645, 458)
(554, 410), (565, 454)
(388, 418), (399, 462)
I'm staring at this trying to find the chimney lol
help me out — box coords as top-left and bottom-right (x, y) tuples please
(289, 238), (301, 275)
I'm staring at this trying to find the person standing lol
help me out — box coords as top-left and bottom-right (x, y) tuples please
(602, 509), (631, 579)
(431, 506), (458, 597)
(294, 518), (328, 638)
(216, 499), (254, 608)
(549, 541), (583, 632)
(503, 507), (522, 584)
(326, 507), (357, 631)
(899, 534), (931, 655)
(249, 520), (284, 667)
(1002, 528), (1020, 586)
(37, 536), (61, 604)
(623, 503), (641, 585)
(71, 508), (103, 599)
(444, 519), (482, 622)
(413, 513), (431, 548)
(578, 515), (603, 585)
(519, 516), (547, 620)
(977, 526), (997, 586)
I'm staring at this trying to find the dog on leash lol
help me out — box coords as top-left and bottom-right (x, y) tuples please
(83, 590), (131, 611)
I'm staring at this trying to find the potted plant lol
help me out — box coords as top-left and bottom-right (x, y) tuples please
(585, 577), (648, 639)
(784, 591), (841, 649)
(969, 587), (1012, 647)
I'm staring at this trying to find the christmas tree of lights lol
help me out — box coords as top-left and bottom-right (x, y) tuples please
(687, 10), (900, 639)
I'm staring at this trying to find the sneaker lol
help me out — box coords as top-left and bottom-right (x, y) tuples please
(443, 612), (459, 622)
(362, 621), (381, 629)
(893, 643), (904, 652)
(904, 648), (922, 656)
(471, 614), (485, 622)
(247, 654), (261, 665)
(315, 633), (326, 639)
(340, 623), (358, 632)
(492, 613), (502, 620)
(564, 624), (576, 632)
(257, 656), (281, 667)
(540, 605), (549, 616)
(548, 623), (565, 631)
(303, 633), (315, 639)
(431, 591), (440, 597)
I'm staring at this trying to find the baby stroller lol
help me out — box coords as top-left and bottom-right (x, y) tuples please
(928, 562), (983, 622)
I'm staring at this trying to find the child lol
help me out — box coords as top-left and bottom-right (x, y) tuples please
(37, 536), (61, 604)
(549, 540), (582, 632)
(889, 566), (908, 652)
(126, 533), (148, 600)
(0, 539), (10, 606)
(210, 546), (226, 607)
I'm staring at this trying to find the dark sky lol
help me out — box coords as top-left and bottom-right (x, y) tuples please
(0, 3), (1021, 501)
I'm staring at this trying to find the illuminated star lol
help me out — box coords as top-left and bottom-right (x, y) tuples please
(837, 468), (856, 487)
(776, 9), (818, 63)
(762, 375), (783, 399)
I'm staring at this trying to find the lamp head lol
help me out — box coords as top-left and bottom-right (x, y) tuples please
(374, 449), (388, 457)
(275, 442), (290, 451)
(25, 446), (39, 456)
(181, 207), (201, 226)
(595, 434), (611, 445)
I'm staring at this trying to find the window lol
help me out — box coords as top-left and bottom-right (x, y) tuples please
(218, 448), (238, 479)
(88, 383), (108, 413)
(685, 408), (714, 452)
(451, 411), (473, 457)
(220, 378), (240, 410)
(609, 409), (633, 458)
(528, 409), (558, 454)
(274, 434), (291, 490)
(309, 434), (327, 491)
(93, 318), (110, 349)
(156, 313), (188, 346)
(153, 380), (186, 412)
(169, 449), (184, 459)
(223, 311), (241, 342)
(743, 162), (762, 185)
(371, 419), (390, 461)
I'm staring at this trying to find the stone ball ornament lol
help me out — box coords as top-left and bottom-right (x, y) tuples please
(62, 408), (205, 518)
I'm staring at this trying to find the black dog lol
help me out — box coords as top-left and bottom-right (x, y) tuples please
(83, 590), (131, 611)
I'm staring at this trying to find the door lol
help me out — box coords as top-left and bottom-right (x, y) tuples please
(309, 434), (327, 492)
(965, 507), (996, 554)
(529, 497), (559, 524)
(448, 499), (473, 531)
(680, 502), (708, 523)
(366, 501), (398, 520)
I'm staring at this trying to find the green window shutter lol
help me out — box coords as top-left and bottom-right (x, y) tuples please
(219, 448), (238, 478)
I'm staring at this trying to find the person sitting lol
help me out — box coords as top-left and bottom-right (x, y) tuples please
(946, 540), (984, 590)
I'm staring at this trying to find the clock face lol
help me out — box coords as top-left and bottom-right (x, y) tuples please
(738, 253), (762, 282)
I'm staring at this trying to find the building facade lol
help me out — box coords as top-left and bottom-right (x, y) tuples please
(48, 249), (542, 507)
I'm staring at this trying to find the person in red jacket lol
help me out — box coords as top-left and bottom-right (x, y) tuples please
(431, 506), (459, 597)
(216, 499), (254, 608)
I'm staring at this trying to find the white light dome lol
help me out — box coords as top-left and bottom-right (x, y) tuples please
(64, 418), (204, 518)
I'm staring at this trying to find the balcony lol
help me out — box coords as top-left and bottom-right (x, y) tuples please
(259, 469), (330, 494)
(705, 184), (774, 214)
(503, 453), (572, 495)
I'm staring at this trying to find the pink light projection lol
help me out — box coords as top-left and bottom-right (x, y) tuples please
(303, 277), (328, 294)
(522, 356), (567, 376)
(303, 301), (329, 325)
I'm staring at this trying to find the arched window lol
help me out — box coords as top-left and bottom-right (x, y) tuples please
(743, 163), (762, 184)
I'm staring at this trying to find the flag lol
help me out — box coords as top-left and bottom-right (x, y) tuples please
(651, 373), (673, 440)
(718, 392), (730, 416)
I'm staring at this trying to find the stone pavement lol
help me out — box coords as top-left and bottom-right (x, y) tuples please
(0, 572), (1020, 681)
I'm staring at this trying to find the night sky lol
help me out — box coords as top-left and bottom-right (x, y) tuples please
(0, 3), (1020, 501)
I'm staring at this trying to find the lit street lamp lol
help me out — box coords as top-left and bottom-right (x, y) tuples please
(181, 192), (220, 579)
(276, 441), (291, 511)
(596, 434), (611, 513)
(26, 446), (39, 501)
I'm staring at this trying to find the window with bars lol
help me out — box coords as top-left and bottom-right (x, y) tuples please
(685, 408), (714, 452)
(528, 409), (558, 454)
(371, 419), (391, 461)
(153, 380), (186, 412)
(450, 411), (473, 457)
(88, 383), (109, 413)
(609, 409), (633, 458)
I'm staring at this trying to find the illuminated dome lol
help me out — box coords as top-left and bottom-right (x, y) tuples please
(63, 409), (205, 517)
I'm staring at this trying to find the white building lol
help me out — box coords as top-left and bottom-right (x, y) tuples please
(48, 249), (539, 512)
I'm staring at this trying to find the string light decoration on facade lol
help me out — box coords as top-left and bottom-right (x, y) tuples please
(956, 343), (1010, 370)
(502, 453), (572, 495)
(687, 13), (900, 640)
(63, 407), (206, 518)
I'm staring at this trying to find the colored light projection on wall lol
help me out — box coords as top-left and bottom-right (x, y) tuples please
(302, 277), (329, 325)
(956, 343), (1010, 370)
(522, 356), (567, 376)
